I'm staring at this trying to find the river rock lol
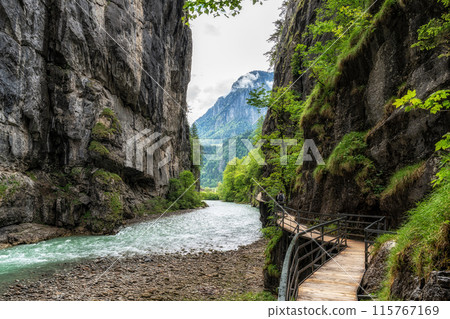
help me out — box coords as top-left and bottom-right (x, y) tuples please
(0, 223), (70, 247)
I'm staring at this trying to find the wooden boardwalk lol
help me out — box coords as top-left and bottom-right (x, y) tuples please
(276, 212), (335, 242)
(297, 239), (365, 301)
(276, 211), (366, 301)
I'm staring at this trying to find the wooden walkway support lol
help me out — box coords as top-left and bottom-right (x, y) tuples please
(297, 239), (365, 301)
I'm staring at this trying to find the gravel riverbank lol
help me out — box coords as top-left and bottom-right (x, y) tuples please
(1, 239), (268, 301)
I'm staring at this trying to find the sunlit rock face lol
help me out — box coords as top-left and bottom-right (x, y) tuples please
(0, 0), (192, 235)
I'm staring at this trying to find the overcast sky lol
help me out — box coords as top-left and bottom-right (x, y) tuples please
(186, 0), (282, 124)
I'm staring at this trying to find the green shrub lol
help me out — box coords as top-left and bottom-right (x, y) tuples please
(0, 176), (20, 201)
(0, 183), (7, 199)
(262, 226), (283, 278)
(200, 191), (220, 200)
(168, 170), (202, 210)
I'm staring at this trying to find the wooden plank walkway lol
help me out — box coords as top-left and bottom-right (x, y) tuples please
(275, 211), (366, 301)
(297, 239), (365, 301)
(275, 212), (335, 242)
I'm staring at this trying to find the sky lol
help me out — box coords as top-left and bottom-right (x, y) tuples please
(186, 0), (282, 124)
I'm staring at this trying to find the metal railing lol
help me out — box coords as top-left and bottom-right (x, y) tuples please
(364, 216), (396, 269)
(356, 216), (396, 300)
(278, 217), (347, 301)
(273, 204), (395, 301)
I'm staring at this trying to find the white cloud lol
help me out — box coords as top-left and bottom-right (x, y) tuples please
(232, 72), (259, 90)
(187, 78), (234, 121)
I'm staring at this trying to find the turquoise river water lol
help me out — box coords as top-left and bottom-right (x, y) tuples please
(0, 201), (262, 286)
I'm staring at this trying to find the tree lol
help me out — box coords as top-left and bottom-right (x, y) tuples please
(190, 123), (201, 191)
(291, 0), (372, 84)
(183, 0), (264, 21)
(411, 0), (449, 57)
(168, 170), (202, 209)
(394, 90), (450, 186)
(393, 0), (450, 186)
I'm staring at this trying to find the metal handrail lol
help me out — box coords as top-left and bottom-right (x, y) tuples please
(363, 217), (396, 269)
(273, 204), (397, 301)
(278, 217), (347, 301)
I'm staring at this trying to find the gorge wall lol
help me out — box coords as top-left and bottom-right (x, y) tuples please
(262, 0), (449, 299)
(264, 0), (449, 227)
(0, 0), (192, 243)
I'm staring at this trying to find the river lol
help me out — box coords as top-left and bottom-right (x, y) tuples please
(0, 201), (262, 287)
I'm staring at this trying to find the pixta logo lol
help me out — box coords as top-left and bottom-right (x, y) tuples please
(192, 138), (324, 166)
(125, 129), (172, 175)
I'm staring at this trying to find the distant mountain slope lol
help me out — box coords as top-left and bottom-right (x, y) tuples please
(193, 70), (273, 188)
(194, 70), (274, 139)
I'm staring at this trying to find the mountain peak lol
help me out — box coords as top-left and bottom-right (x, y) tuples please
(194, 70), (274, 140)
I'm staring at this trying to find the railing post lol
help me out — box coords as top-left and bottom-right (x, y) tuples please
(345, 217), (348, 246)
(364, 229), (368, 270)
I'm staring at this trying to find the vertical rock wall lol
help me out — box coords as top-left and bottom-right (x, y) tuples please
(263, 0), (449, 227)
(0, 0), (192, 235)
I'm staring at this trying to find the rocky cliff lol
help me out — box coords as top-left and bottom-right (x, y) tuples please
(264, 0), (449, 227)
(0, 0), (192, 242)
(261, 0), (449, 299)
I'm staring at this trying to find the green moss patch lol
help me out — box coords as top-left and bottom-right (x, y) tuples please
(93, 169), (122, 185)
(327, 131), (369, 175)
(91, 108), (121, 141)
(105, 191), (123, 220)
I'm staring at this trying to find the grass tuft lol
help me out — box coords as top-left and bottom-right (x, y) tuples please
(377, 179), (450, 299)
(223, 291), (277, 301)
(327, 131), (369, 175)
(381, 162), (425, 200)
(89, 141), (110, 156)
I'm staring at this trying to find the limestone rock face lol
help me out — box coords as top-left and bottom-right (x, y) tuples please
(0, 0), (192, 235)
